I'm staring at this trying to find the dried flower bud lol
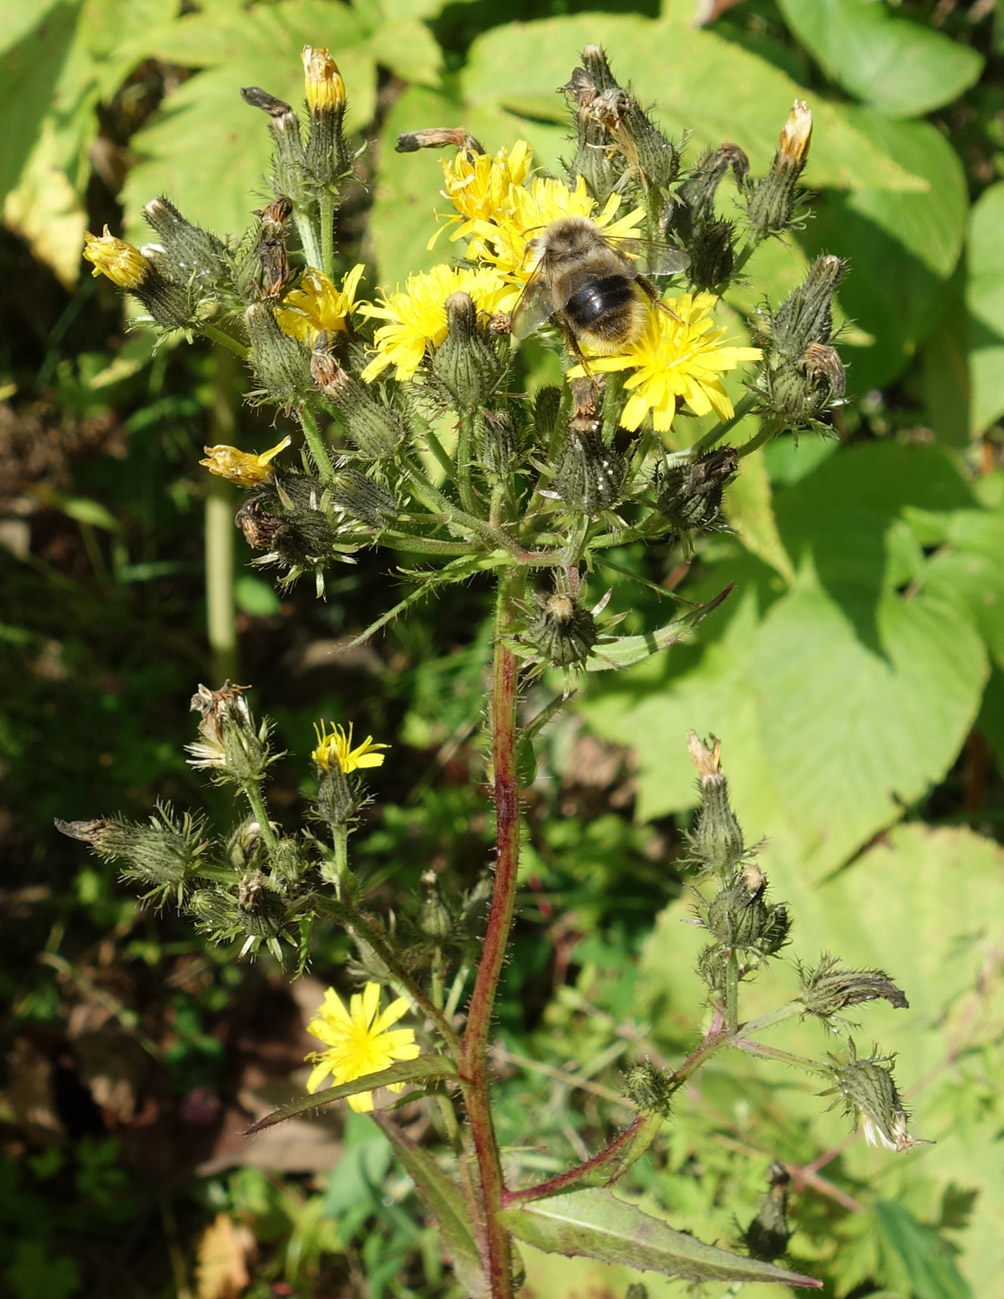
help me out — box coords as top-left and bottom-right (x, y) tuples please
(799, 954), (909, 1022)
(430, 291), (506, 408)
(56, 805), (207, 910)
(241, 86), (307, 204)
(744, 1164), (792, 1262)
(686, 732), (745, 875)
(526, 592), (600, 669)
(187, 681), (274, 784)
(746, 100), (812, 241)
(822, 1042), (931, 1153)
(623, 1061), (675, 1117)
(396, 126), (485, 154)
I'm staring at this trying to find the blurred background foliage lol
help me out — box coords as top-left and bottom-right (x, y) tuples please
(1, 0), (1003, 1296)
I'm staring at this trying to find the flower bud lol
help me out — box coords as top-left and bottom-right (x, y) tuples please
(241, 86), (307, 203)
(671, 145), (748, 244)
(83, 228), (194, 329)
(246, 302), (312, 407)
(187, 682), (274, 784)
(417, 871), (453, 944)
(141, 197), (228, 293)
(553, 429), (625, 515)
(746, 100), (812, 241)
(325, 466), (398, 528)
(478, 408), (520, 475)
(526, 592), (600, 669)
(655, 447), (737, 539)
(697, 943), (728, 998)
(56, 805), (206, 910)
(799, 954), (909, 1021)
(686, 732), (745, 875)
(706, 881), (769, 949)
(533, 386), (563, 443)
(302, 45), (351, 185)
(316, 364), (405, 458)
(823, 1043), (931, 1152)
(623, 1061), (674, 1117)
(687, 220), (735, 293)
(744, 1164), (791, 1262)
(767, 255), (846, 362)
(430, 292), (506, 408)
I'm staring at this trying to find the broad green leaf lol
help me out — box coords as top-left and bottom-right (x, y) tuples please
(966, 182), (1004, 435)
(461, 12), (930, 194)
(366, 16), (443, 89)
(121, 2), (377, 245)
(875, 1201), (974, 1299)
(800, 109), (968, 392)
(0, 0), (66, 58)
(499, 1187), (821, 1286)
(923, 502), (1004, 668)
(373, 1114), (486, 1297)
(584, 443), (988, 877)
(777, 0), (983, 118)
(585, 585), (734, 671)
(244, 1055), (457, 1133)
(3, 120), (87, 286)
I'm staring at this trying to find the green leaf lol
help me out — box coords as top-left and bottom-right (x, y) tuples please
(966, 182), (1004, 435)
(244, 1055), (457, 1133)
(875, 1201), (973, 1299)
(584, 585), (734, 671)
(499, 1188), (820, 1286)
(800, 109), (968, 392)
(777, 0), (983, 117)
(373, 1114), (486, 1297)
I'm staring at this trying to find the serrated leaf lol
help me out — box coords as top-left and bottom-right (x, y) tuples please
(244, 1055), (456, 1133)
(499, 1187), (820, 1286)
(373, 1114), (486, 1297)
(875, 1200), (973, 1299)
(966, 182), (1004, 435)
(584, 585), (734, 671)
(777, 0), (982, 118)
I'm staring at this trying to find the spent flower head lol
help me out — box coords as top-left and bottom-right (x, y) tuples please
(305, 982), (420, 1112)
(83, 227), (150, 289)
(200, 436), (292, 487)
(821, 1041), (932, 1154)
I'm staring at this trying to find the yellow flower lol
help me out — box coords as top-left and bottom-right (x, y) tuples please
(305, 982), (420, 1113)
(358, 264), (514, 382)
(83, 227), (150, 289)
(302, 45), (345, 113)
(569, 292), (762, 433)
(312, 721), (389, 773)
(275, 264), (365, 346)
(200, 436), (292, 485)
(437, 140), (534, 243)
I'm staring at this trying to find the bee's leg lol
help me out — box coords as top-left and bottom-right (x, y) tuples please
(637, 273), (682, 322)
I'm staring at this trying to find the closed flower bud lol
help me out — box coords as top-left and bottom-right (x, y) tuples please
(744, 1164), (792, 1263)
(478, 408), (520, 475)
(553, 429), (625, 515)
(316, 756), (357, 826)
(671, 145), (748, 244)
(697, 942), (728, 997)
(326, 466), (398, 528)
(56, 805), (207, 910)
(533, 386), (563, 443)
(142, 197), (228, 293)
(746, 100), (812, 240)
(526, 592), (600, 669)
(302, 45), (351, 185)
(624, 1061), (675, 1117)
(706, 880), (769, 949)
(418, 871), (453, 944)
(430, 291), (505, 408)
(187, 681), (274, 784)
(188, 880), (286, 953)
(688, 219), (735, 293)
(799, 953), (909, 1021)
(759, 344), (845, 427)
(822, 1042), (931, 1153)
(686, 732), (745, 875)
(759, 901), (791, 956)
(768, 255), (846, 361)
(319, 365), (405, 458)
(246, 302), (312, 407)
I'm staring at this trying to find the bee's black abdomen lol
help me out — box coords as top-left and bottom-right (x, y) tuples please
(565, 275), (635, 330)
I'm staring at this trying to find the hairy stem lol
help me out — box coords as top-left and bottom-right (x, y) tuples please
(299, 405), (335, 480)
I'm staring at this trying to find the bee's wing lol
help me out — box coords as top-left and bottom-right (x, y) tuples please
(616, 237), (690, 278)
(510, 270), (556, 341)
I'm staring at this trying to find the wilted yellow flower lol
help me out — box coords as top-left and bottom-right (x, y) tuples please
(302, 45), (345, 113)
(275, 265), (365, 346)
(83, 227), (150, 289)
(358, 264), (513, 382)
(778, 99), (813, 170)
(312, 721), (389, 773)
(200, 436), (291, 486)
(305, 982), (420, 1113)
(569, 293), (762, 433)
